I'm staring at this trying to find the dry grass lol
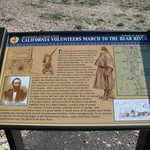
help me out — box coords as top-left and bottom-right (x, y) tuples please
(24, 0), (150, 11)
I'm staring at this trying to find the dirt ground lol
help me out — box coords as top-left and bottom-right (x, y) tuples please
(0, 0), (150, 149)
(0, 0), (150, 32)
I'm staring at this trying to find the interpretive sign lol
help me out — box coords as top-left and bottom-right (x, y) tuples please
(0, 30), (150, 129)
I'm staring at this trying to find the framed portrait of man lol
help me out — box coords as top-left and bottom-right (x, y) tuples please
(1, 76), (30, 106)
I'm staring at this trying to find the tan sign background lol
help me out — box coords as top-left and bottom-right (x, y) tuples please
(0, 45), (150, 127)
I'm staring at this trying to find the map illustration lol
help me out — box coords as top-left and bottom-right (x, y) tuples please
(8, 48), (33, 74)
(114, 46), (150, 96)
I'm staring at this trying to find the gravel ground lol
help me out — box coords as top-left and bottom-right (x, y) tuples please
(0, 0), (150, 149)
(22, 130), (139, 150)
(0, 130), (10, 150)
(0, 0), (150, 32)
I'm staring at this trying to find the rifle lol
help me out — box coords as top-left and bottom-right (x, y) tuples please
(49, 48), (57, 57)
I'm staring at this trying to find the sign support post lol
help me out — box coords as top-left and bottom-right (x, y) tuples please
(4, 130), (25, 150)
(136, 129), (150, 150)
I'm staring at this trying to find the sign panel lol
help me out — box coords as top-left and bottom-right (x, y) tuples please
(0, 31), (150, 128)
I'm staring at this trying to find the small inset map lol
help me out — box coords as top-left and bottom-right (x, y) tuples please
(114, 46), (150, 96)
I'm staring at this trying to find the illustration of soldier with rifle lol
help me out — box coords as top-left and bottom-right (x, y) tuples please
(42, 49), (57, 74)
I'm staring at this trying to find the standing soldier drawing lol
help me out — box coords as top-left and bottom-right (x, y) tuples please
(42, 49), (56, 74)
(94, 47), (115, 100)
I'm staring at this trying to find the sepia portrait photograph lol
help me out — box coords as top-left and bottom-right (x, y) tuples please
(1, 76), (30, 106)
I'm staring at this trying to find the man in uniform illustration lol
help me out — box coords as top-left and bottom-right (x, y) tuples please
(2, 78), (27, 105)
(94, 47), (115, 100)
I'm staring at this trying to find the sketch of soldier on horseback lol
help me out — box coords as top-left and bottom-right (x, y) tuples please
(42, 49), (57, 74)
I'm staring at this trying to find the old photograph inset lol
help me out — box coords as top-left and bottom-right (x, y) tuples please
(114, 99), (150, 121)
(1, 76), (30, 106)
